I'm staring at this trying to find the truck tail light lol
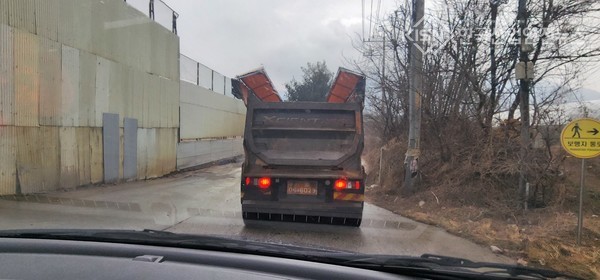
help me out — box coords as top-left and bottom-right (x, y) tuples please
(354, 180), (360, 190)
(245, 177), (251, 186)
(334, 179), (347, 191)
(258, 177), (271, 189)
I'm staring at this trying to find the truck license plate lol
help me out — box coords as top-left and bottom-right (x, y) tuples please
(287, 181), (318, 196)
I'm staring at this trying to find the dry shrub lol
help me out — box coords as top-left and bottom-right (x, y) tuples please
(365, 117), (567, 211)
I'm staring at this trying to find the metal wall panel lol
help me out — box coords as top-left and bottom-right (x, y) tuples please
(76, 127), (91, 186)
(13, 28), (39, 127)
(39, 126), (60, 191)
(102, 113), (119, 183)
(79, 50), (96, 127)
(35, 0), (58, 41)
(0, 126), (16, 195)
(136, 128), (147, 179)
(8, 0), (35, 34)
(57, 0), (75, 47)
(15, 127), (43, 193)
(123, 118), (138, 180)
(0, 24), (13, 126)
(109, 62), (124, 125)
(146, 74), (161, 128)
(145, 128), (159, 178)
(71, 0), (92, 52)
(159, 77), (170, 128)
(121, 66), (133, 124)
(59, 127), (79, 189)
(38, 37), (62, 126)
(95, 56), (110, 127)
(61, 45), (80, 126)
(0, 0), (8, 25)
(90, 127), (103, 183)
(131, 70), (144, 126)
(90, 0), (109, 59)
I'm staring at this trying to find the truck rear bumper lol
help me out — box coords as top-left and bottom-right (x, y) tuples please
(241, 200), (363, 219)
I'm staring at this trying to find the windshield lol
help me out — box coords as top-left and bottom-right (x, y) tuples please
(0, 0), (599, 279)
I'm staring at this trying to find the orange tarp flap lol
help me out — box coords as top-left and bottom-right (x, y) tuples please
(237, 68), (282, 102)
(326, 68), (364, 103)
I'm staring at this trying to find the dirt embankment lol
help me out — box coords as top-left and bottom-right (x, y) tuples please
(364, 139), (600, 279)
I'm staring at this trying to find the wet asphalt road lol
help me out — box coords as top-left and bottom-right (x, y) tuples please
(0, 162), (512, 264)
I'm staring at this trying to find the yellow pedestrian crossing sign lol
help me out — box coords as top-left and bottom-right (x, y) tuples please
(560, 118), (600, 158)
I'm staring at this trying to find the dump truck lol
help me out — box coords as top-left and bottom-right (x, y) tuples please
(233, 68), (366, 226)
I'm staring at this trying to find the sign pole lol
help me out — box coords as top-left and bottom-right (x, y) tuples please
(559, 117), (599, 246)
(577, 158), (585, 245)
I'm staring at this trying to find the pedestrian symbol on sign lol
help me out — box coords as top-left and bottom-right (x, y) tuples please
(572, 123), (581, 138)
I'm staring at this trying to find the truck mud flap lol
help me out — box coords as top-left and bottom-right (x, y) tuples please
(243, 212), (362, 227)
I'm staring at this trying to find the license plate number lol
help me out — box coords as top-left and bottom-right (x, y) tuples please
(287, 181), (318, 196)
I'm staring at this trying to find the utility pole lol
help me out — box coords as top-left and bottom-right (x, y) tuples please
(403, 0), (424, 195)
(517, 0), (532, 206)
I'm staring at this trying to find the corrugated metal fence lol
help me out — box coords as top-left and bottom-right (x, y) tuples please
(0, 0), (180, 195)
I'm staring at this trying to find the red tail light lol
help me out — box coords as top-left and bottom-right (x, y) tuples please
(245, 177), (251, 186)
(354, 181), (360, 190)
(334, 179), (347, 191)
(258, 177), (271, 189)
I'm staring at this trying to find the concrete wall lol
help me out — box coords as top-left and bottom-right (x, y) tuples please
(179, 81), (246, 140)
(0, 0), (180, 195)
(177, 81), (246, 170)
(177, 138), (243, 170)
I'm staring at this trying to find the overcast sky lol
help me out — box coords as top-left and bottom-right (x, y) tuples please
(165, 0), (600, 96)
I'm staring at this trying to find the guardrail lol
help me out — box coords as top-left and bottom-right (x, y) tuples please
(124, 0), (178, 34)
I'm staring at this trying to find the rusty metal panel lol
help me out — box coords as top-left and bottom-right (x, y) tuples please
(61, 45), (80, 126)
(77, 127), (91, 186)
(0, 126), (16, 195)
(13, 28), (39, 127)
(95, 56), (110, 127)
(145, 128), (159, 178)
(39, 126), (59, 191)
(59, 127), (79, 189)
(34, 0), (58, 41)
(0, 24), (14, 126)
(8, 0), (35, 33)
(103, 113), (119, 183)
(157, 128), (176, 176)
(79, 50), (96, 127)
(89, 127), (103, 183)
(16, 127), (43, 193)
(38, 37), (62, 126)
